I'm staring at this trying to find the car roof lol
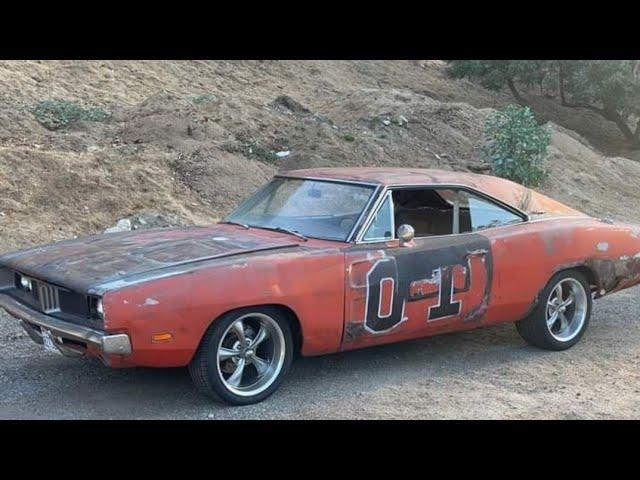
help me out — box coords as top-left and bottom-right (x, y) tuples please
(282, 167), (586, 218)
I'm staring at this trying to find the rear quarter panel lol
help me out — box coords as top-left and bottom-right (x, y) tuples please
(484, 217), (640, 324)
(101, 246), (345, 367)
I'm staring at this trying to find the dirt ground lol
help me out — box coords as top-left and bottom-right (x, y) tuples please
(2, 282), (639, 420)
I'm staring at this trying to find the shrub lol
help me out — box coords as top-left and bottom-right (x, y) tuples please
(233, 140), (279, 163)
(189, 93), (218, 105)
(30, 99), (109, 130)
(482, 105), (550, 187)
(343, 133), (355, 142)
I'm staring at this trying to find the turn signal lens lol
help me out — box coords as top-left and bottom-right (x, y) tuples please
(152, 332), (174, 343)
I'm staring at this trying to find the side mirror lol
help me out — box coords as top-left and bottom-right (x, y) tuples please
(397, 224), (415, 247)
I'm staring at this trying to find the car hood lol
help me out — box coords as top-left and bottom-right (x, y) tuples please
(0, 224), (300, 293)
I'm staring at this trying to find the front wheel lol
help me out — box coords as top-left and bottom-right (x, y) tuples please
(515, 270), (592, 351)
(189, 307), (293, 405)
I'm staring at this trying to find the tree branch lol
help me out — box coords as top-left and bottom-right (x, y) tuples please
(506, 78), (526, 106)
(558, 61), (567, 104)
(560, 97), (638, 145)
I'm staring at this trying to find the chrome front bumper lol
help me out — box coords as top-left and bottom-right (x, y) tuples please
(0, 293), (131, 356)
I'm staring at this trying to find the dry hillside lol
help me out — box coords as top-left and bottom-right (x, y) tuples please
(1, 60), (639, 253)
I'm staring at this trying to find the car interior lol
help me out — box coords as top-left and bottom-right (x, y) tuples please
(392, 189), (472, 236)
(361, 187), (525, 241)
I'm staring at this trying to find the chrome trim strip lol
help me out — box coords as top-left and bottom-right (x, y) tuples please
(0, 293), (131, 355)
(359, 191), (395, 242)
(356, 188), (391, 243)
(346, 184), (383, 242)
(275, 174), (381, 188)
(383, 183), (530, 220)
(354, 183), (530, 244)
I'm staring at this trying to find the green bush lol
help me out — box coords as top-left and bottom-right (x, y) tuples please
(240, 140), (279, 163)
(30, 99), (108, 130)
(189, 93), (218, 105)
(482, 105), (550, 187)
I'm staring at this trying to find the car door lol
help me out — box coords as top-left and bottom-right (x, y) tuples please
(341, 186), (516, 351)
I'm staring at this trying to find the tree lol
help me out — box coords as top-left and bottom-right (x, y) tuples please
(447, 60), (640, 147)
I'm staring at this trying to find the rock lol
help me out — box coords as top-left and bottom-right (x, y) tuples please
(104, 218), (132, 233)
(276, 151), (290, 158)
(270, 95), (310, 114)
(129, 212), (188, 230)
(382, 119), (391, 126)
(104, 212), (188, 233)
(398, 115), (409, 126)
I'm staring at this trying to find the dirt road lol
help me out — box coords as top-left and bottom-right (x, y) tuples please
(1, 285), (639, 419)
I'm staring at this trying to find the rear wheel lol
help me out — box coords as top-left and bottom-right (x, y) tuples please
(189, 307), (293, 405)
(515, 270), (592, 350)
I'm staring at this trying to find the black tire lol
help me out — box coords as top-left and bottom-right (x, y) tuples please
(515, 269), (592, 351)
(188, 306), (294, 405)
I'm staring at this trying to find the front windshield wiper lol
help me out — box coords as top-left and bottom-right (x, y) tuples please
(219, 220), (250, 229)
(250, 225), (308, 241)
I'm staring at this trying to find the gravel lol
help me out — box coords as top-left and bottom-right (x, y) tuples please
(1, 285), (639, 419)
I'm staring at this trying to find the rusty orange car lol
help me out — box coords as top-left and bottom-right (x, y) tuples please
(1, 167), (640, 404)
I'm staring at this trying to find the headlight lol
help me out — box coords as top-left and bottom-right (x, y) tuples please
(96, 298), (104, 319)
(18, 275), (33, 292)
(90, 296), (104, 320)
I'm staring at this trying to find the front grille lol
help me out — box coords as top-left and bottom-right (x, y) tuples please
(37, 281), (60, 313)
(2, 269), (101, 328)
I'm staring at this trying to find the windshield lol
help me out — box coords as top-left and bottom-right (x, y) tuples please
(226, 177), (375, 241)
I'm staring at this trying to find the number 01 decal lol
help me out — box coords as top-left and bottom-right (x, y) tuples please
(362, 247), (490, 333)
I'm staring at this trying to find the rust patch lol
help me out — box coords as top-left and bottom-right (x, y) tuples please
(587, 255), (640, 297)
(517, 188), (532, 212)
(344, 321), (366, 342)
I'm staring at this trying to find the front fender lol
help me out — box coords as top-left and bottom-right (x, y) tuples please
(103, 248), (345, 367)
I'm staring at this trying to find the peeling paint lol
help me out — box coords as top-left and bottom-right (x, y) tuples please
(142, 298), (159, 306)
(597, 242), (609, 252)
(587, 255), (640, 297)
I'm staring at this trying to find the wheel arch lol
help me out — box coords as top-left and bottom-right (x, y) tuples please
(552, 263), (600, 294)
(197, 303), (304, 359)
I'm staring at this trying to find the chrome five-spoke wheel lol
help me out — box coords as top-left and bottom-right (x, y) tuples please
(217, 313), (286, 397)
(516, 270), (592, 351)
(189, 307), (293, 405)
(545, 278), (588, 342)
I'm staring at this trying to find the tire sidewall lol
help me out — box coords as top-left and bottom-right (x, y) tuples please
(537, 270), (592, 350)
(203, 307), (294, 405)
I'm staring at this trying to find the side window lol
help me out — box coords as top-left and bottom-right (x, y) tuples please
(457, 191), (523, 232)
(363, 193), (394, 241)
(393, 188), (457, 237)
